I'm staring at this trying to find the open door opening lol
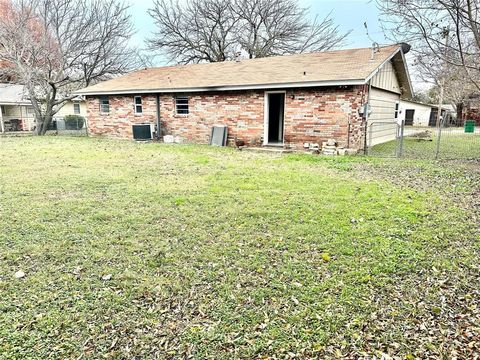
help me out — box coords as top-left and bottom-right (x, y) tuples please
(266, 93), (285, 145)
(405, 109), (414, 126)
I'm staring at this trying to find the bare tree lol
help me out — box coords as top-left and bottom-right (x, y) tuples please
(148, 0), (239, 63)
(377, 0), (480, 91)
(426, 65), (477, 120)
(0, 0), (140, 135)
(233, 0), (348, 59)
(148, 0), (350, 64)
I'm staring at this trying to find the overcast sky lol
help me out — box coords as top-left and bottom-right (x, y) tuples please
(129, 0), (388, 64)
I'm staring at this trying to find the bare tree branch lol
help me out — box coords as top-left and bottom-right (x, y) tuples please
(377, 0), (480, 92)
(148, 0), (350, 63)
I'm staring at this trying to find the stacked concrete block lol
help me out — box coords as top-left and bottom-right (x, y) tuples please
(322, 139), (338, 155)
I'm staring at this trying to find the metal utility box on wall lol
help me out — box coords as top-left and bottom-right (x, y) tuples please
(132, 123), (154, 140)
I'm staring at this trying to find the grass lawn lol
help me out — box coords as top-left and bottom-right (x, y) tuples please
(0, 137), (479, 359)
(370, 129), (480, 159)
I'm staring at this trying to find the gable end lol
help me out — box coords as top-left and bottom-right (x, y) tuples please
(370, 60), (401, 94)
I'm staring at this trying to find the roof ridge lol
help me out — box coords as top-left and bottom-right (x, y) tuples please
(76, 44), (407, 96)
(138, 44), (401, 72)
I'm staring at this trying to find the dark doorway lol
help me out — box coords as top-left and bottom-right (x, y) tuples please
(267, 93), (285, 144)
(429, 109), (437, 127)
(429, 108), (446, 127)
(405, 109), (415, 126)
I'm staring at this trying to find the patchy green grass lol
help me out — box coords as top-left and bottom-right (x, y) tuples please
(370, 129), (480, 159)
(0, 137), (478, 359)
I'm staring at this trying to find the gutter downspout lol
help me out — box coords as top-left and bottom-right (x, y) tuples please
(156, 94), (161, 141)
(364, 81), (372, 155)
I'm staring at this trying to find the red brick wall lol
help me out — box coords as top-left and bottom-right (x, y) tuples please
(158, 91), (265, 145)
(284, 86), (365, 149)
(86, 86), (366, 149)
(86, 95), (157, 138)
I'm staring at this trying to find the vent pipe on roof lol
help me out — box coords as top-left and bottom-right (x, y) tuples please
(370, 42), (380, 60)
(235, 52), (242, 63)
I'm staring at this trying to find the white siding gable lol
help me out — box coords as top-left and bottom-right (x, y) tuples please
(370, 60), (401, 94)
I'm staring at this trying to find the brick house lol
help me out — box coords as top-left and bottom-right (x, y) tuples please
(77, 45), (412, 150)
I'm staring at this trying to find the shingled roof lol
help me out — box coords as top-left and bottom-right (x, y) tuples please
(77, 45), (412, 96)
(0, 83), (31, 105)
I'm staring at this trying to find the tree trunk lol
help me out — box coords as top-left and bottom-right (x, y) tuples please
(436, 83), (445, 128)
(456, 102), (463, 123)
(436, 29), (449, 128)
(33, 114), (53, 135)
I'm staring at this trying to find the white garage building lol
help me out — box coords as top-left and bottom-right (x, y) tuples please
(399, 99), (433, 127)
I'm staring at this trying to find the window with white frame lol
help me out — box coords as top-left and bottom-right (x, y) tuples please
(27, 106), (35, 115)
(175, 96), (189, 115)
(134, 96), (142, 114)
(100, 97), (110, 113)
(73, 103), (81, 114)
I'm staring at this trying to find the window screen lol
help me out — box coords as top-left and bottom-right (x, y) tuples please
(100, 97), (110, 113)
(134, 96), (142, 114)
(175, 96), (189, 115)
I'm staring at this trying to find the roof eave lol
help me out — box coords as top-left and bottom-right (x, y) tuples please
(400, 99), (452, 111)
(0, 101), (31, 106)
(398, 49), (414, 98)
(75, 79), (367, 96)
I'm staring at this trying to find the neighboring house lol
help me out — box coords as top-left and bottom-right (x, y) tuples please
(0, 83), (87, 132)
(400, 99), (435, 126)
(56, 98), (87, 118)
(77, 45), (413, 150)
(0, 84), (34, 132)
(399, 99), (433, 127)
(398, 99), (453, 127)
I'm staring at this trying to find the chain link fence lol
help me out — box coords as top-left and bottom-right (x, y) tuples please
(49, 116), (87, 136)
(365, 121), (401, 157)
(1, 116), (87, 136)
(366, 120), (480, 160)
